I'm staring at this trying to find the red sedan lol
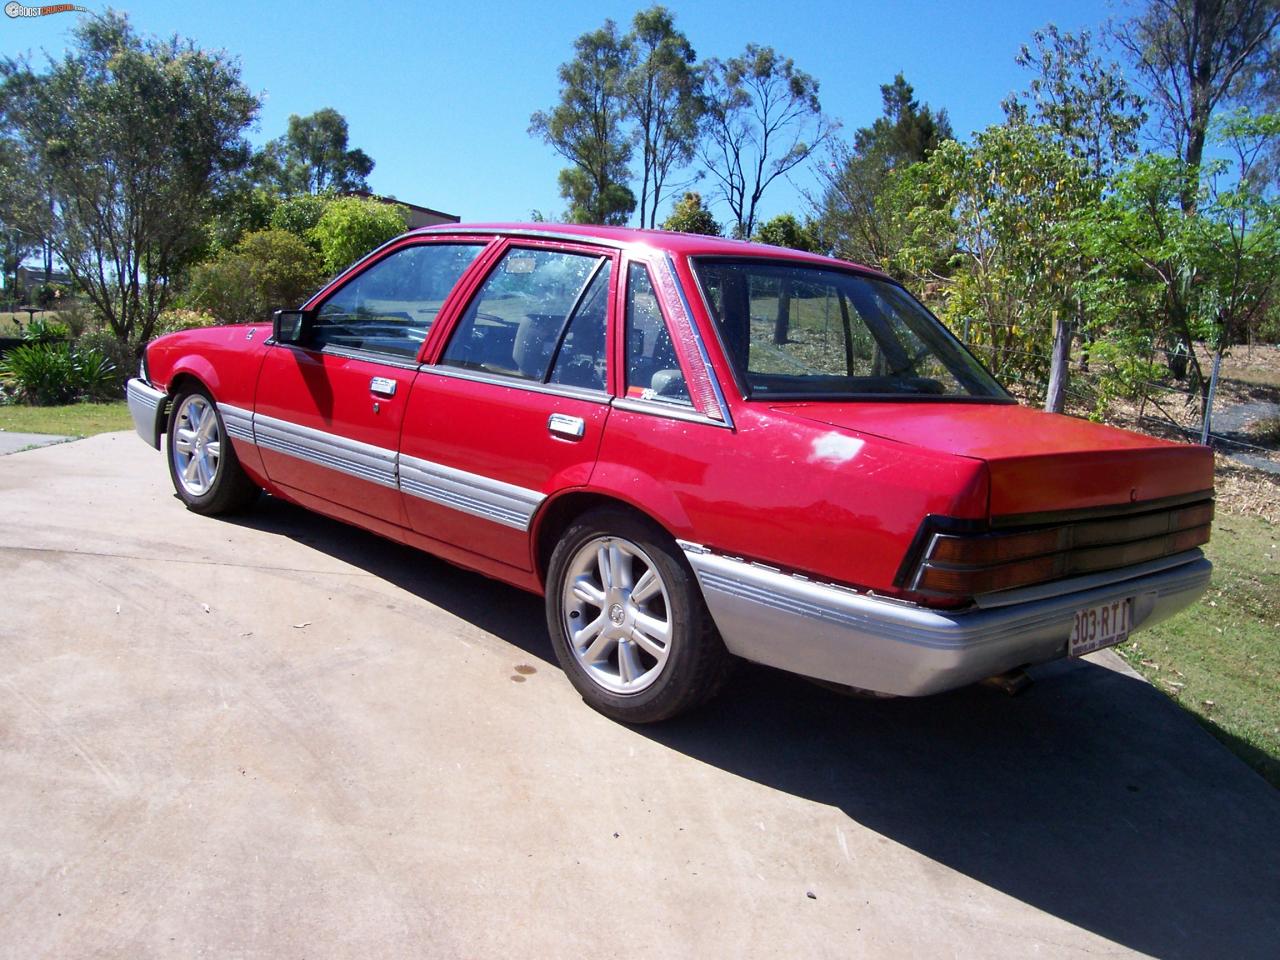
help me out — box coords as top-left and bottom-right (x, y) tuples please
(128, 224), (1213, 721)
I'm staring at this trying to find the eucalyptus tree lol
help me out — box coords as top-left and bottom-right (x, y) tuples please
(1, 12), (258, 343)
(699, 44), (834, 239)
(624, 6), (704, 228)
(530, 20), (636, 225)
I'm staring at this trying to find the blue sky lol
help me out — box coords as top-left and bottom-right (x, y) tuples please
(2, 0), (1124, 225)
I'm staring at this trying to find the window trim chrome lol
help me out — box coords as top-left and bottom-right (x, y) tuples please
(419, 363), (612, 405)
(612, 396), (732, 429)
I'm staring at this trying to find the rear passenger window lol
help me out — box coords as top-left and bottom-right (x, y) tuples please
(442, 248), (609, 391)
(625, 263), (691, 405)
(312, 243), (483, 358)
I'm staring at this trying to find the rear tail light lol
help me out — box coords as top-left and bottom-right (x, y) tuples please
(904, 500), (1213, 602)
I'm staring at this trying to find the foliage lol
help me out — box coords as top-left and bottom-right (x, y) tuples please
(187, 228), (325, 324)
(700, 44), (834, 239)
(1080, 336), (1170, 419)
(1113, 0), (1280, 206)
(812, 74), (952, 269)
(1003, 25), (1145, 181)
(76, 329), (140, 393)
(21, 315), (70, 341)
(258, 108), (374, 195)
(308, 197), (407, 275)
(661, 191), (721, 235)
(752, 213), (819, 252)
(32, 282), (68, 309)
(207, 185), (279, 252)
(892, 122), (1095, 393)
(0, 340), (116, 404)
(530, 21), (636, 225)
(154, 307), (219, 335)
(0, 12), (259, 344)
(270, 193), (331, 244)
(624, 6), (704, 228)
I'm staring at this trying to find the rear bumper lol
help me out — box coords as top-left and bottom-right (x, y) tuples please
(682, 545), (1211, 696)
(126, 378), (167, 450)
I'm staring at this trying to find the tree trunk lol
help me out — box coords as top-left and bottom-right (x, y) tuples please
(773, 281), (791, 345)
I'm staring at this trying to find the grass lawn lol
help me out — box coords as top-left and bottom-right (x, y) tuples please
(0, 400), (131, 437)
(1118, 513), (1280, 788)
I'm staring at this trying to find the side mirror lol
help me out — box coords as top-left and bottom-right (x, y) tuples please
(272, 308), (312, 346)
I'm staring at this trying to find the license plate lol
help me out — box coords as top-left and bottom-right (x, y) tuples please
(1069, 599), (1132, 657)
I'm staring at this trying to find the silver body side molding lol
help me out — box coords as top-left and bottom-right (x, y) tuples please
(126, 378), (167, 450)
(217, 403), (254, 444)
(398, 454), (544, 530)
(252, 411), (398, 489)
(682, 546), (1212, 696)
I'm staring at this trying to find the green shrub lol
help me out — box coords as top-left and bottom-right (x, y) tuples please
(22, 316), (71, 342)
(187, 228), (324, 324)
(270, 194), (330, 242)
(154, 308), (219, 335)
(75, 331), (139, 395)
(34, 283), (69, 309)
(0, 341), (117, 405)
(308, 196), (408, 274)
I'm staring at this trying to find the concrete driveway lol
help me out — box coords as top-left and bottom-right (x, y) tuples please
(1, 433), (1277, 959)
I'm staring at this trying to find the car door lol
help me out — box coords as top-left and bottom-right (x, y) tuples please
(254, 239), (488, 526)
(398, 240), (615, 571)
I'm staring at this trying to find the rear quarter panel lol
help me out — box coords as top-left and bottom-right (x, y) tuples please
(590, 404), (990, 594)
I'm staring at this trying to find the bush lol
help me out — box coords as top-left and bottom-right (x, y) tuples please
(34, 282), (69, 309)
(22, 316), (71, 342)
(0, 341), (118, 405)
(270, 194), (330, 242)
(154, 308), (219, 335)
(308, 196), (408, 274)
(186, 228), (324, 324)
(77, 331), (140, 394)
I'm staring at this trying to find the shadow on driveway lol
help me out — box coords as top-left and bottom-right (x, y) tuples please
(225, 495), (1280, 960)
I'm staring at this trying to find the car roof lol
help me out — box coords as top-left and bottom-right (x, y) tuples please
(410, 222), (891, 279)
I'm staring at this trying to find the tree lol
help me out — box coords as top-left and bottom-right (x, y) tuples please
(308, 196), (408, 274)
(1004, 26), (1145, 181)
(530, 21), (636, 225)
(1114, 0), (1280, 209)
(661, 191), (721, 235)
(812, 74), (951, 269)
(700, 45), (835, 240)
(752, 213), (818, 251)
(893, 123), (1095, 397)
(1002, 28), (1148, 409)
(1, 12), (258, 343)
(624, 6), (704, 228)
(260, 108), (374, 195)
(270, 193), (330, 243)
(187, 228), (324, 324)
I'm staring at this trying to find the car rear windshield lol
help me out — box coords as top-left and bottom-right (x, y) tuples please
(693, 258), (1008, 401)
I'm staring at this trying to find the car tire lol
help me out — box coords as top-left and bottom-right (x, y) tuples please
(166, 384), (258, 515)
(545, 508), (732, 723)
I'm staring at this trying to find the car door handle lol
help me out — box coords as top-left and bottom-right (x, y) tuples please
(548, 413), (585, 440)
(370, 376), (397, 398)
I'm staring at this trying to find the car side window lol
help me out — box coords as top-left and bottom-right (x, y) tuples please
(311, 243), (484, 359)
(442, 248), (609, 389)
(625, 263), (691, 405)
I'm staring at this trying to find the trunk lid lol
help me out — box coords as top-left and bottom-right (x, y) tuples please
(771, 401), (1214, 516)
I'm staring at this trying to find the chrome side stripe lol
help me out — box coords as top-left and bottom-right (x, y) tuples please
(398, 454), (544, 531)
(224, 405), (545, 529)
(218, 403), (254, 443)
(252, 410), (398, 489)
